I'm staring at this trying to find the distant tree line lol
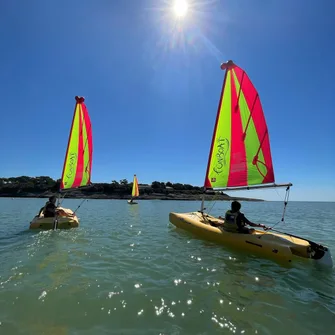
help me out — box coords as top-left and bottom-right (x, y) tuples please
(0, 176), (226, 197)
(0, 176), (59, 194)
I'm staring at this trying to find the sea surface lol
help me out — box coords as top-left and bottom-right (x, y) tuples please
(0, 198), (334, 335)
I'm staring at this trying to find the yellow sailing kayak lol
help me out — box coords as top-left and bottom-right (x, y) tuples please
(169, 211), (333, 267)
(29, 207), (79, 230)
(127, 174), (139, 204)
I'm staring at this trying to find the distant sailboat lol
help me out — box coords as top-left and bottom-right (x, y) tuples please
(128, 174), (139, 205)
(169, 60), (333, 267)
(30, 96), (93, 230)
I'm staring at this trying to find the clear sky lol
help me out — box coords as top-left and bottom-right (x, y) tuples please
(0, 0), (334, 201)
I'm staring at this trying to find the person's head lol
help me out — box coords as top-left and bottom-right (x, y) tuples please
(49, 195), (57, 204)
(231, 201), (241, 212)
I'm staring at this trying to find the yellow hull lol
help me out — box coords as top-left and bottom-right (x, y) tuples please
(169, 212), (333, 267)
(29, 207), (79, 230)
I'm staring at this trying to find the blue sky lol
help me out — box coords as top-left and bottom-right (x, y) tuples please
(0, 0), (334, 201)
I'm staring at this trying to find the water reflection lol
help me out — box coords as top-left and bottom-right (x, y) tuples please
(0, 199), (334, 334)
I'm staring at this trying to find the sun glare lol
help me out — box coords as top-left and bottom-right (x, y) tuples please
(173, 0), (188, 18)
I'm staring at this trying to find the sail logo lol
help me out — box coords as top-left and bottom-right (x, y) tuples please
(66, 152), (77, 180)
(213, 137), (230, 175)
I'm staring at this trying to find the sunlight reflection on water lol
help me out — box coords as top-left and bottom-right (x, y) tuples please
(0, 199), (334, 334)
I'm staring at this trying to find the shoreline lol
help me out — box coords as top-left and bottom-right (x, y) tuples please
(0, 192), (264, 202)
(0, 177), (265, 202)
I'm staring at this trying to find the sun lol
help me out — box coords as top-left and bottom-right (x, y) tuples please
(172, 0), (188, 18)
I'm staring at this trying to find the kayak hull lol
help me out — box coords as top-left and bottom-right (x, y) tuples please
(29, 207), (79, 230)
(169, 211), (333, 267)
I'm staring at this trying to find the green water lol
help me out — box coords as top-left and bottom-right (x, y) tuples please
(0, 198), (334, 335)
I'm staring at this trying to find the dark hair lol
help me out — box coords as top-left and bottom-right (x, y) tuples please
(49, 195), (57, 202)
(231, 201), (241, 212)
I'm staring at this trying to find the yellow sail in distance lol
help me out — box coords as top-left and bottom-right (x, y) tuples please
(132, 175), (139, 198)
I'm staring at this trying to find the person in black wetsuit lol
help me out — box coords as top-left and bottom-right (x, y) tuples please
(38, 196), (57, 218)
(218, 201), (268, 234)
(37, 195), (71, 218)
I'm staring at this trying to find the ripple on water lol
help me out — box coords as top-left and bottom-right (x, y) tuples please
(0, 199), (334, 334)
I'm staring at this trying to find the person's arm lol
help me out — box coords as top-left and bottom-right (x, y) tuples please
(37, 206), (44, 216)
(242, 214), (266, 229)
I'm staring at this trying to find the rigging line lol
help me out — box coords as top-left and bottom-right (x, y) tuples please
(81, 110), (91, 154)
(235, 69), (245, 112)
(205, 191), (225, 215)
(254, 159), (267, 179)
(243, 94), (259, 139)
(234, 69), (258, 139)
(206, 198), (217, 214)
(73, 198), (87, 215)
(274, 187), (283, 201)
(254, 129), (268, 159)
(205, 194), (216, 214)
(280, 185), (290, 223)
(259, 186), (291, 239)
(264, 186), (290, 230)
(59, 192), (67, 206)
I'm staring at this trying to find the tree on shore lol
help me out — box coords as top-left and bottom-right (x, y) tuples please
(0, 176), (203, 196)
(0, 176), (262, 201)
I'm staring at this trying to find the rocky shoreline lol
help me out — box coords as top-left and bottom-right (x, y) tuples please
(0, 176), (264, 202)
(0, 191), (264, 202)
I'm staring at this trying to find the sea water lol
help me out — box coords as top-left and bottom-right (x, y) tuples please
(0, 198), (334, 334)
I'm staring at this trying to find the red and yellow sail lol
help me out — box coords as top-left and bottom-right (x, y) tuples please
(132, 175), (139, 198)
(204, 61), (274, 189)
(60, 96), (93, 190)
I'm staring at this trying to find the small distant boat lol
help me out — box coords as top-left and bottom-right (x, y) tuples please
(128, 174), (139, 205)
(169, 60), (333, 267)
(30, 96), (93, 230)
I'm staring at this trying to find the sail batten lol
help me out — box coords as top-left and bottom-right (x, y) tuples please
(132, 175), (139, 198)
(60, 96), (93, 191)
(204, 61), (276, 189)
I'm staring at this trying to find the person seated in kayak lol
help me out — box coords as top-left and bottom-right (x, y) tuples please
(218, 201), (267, 234)
(37, 196), (71, 218)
